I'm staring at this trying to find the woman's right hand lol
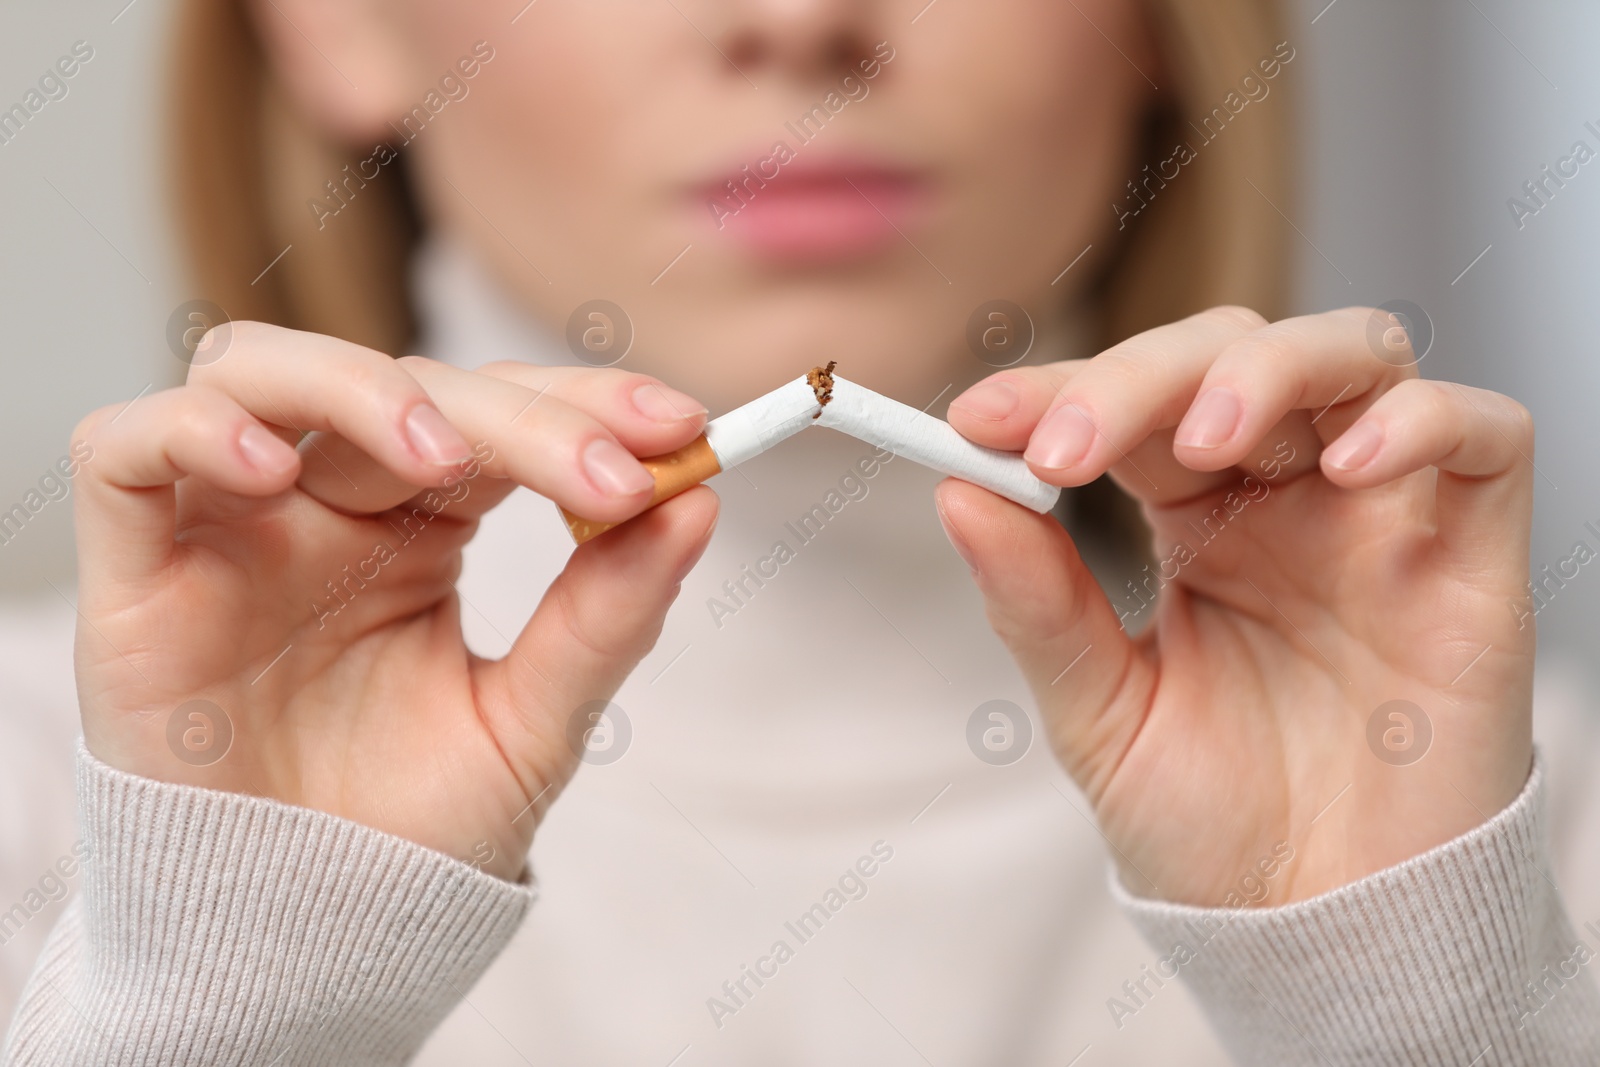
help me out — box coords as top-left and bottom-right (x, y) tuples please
(70, 321), (716, 881)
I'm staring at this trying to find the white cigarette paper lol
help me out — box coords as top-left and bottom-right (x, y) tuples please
(705, 373), (1061, 513)
(703, 376), (819, 468)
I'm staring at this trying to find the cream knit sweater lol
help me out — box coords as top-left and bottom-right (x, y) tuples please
(2, 746), (1597, 1065)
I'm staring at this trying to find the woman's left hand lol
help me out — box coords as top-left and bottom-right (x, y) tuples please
(940, 305), (1536, 906)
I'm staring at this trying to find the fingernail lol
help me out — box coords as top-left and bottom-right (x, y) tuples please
(1324, 421), (1384, 471)
(1175, 388), (1242, 450)
(582, 438), (655, 497)
(238, 424), (298, 475)
(950, 380), (1019, 421)
(405, 405), (474, 467)
(632, 383), (708, 422)
(937, 506), (980, 577)
(1026, 404), (1096, 469)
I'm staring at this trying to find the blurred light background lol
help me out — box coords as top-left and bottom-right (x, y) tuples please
(0, 0), (1596, 1041)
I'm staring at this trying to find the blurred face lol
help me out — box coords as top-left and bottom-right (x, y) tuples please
(262, 0), (1156, 407)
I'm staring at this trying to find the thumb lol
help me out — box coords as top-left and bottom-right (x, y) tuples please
(482, 486), (719, 798)
(935, 479), (1150, 797)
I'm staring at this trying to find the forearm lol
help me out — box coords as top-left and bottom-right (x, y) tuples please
(1113, 755), (1600, 1065)
(2, 743), (534, 1067)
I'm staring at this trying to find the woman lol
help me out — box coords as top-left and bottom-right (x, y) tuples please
(4, 0), (1597, 1063)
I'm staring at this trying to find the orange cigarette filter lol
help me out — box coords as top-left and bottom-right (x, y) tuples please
(560, 435), (722, 544)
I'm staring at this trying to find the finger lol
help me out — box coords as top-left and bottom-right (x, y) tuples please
(400, 358), (707, 518)
(470, 360), (710, 440)
(1086, 426), (1230, 504)
(1172, 306), (1418, 472)
(474, 486), (720, 796)
(959, 309), (1267, 500)
(954, 360), (1318, 505)
(188, 322), (477, 491)
(956, 366), (1234, 503)
(934, 479), (1153, 799)
(298, 358), (706, 521)
(946, 362), (1082, 452)
(390, 468), (520, 526)
(1024, 308), (1267, 489)
(1320, 379), (1535, 563)
(72, 384), (302, 584)
(950, 308), (1267, 504)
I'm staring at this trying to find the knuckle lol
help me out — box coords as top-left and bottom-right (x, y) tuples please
(1091, 339), (1161, 383)
(206, 317), (268, 350)
(1351, 306), (1423, 378)
(446, 553), (465, 585)
(194, 323), (226, 354)
(1201, 305), (1270, 333)
(1218, 331), (1293, 370)
(336, 353), (410, 402)
(1418, 380), (1458, 424)
(1388, 380), (1464, 449)
(474, 360), (560, 399)
(394, 354), (449, 393)
(551, 578), (637, 663)
(171, 400), (218, 446)
(1000, 364), (1074, 398)
(70, 406), (115, 449)
(1502, 397), (1535, 449)
(222, 318), (274, 341)
(166, 384), (233, 441)
(1068, 341), (1178, 415)
(185, 320), (274, 383)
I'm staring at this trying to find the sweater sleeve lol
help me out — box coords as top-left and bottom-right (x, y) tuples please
(1112, 754), (1600, 1065)
(1, 742), (535, 1067)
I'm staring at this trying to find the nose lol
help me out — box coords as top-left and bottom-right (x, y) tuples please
(717, 0), (885, 83)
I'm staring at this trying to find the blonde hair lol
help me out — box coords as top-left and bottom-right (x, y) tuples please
(1104, 2), (1296, 342)
(167, 0), (1293, 356)
(167, 3), (419, 355)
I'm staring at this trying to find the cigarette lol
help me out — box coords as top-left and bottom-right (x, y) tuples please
(560, 363), (1061, 543)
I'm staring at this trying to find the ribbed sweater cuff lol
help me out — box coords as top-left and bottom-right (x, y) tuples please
(1113, 755), (1600, 1065)
(4, 741), (535, 1067)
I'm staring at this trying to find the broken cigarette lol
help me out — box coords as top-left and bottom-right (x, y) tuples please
(560, 363), (1061, 543)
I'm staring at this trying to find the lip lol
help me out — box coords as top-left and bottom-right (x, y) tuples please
(692, 155), (931, 265)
